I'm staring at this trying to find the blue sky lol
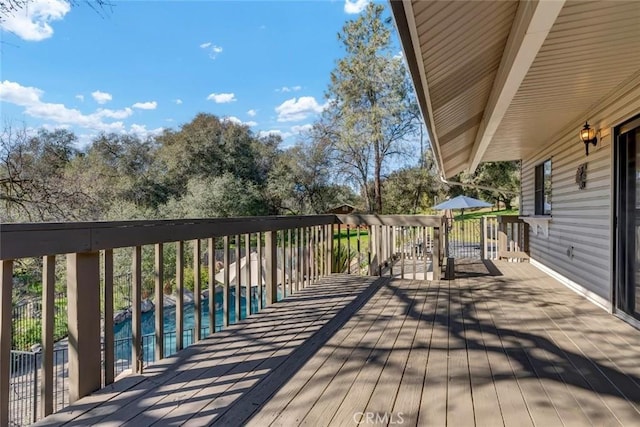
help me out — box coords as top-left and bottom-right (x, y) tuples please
(0, 0), (396, 148)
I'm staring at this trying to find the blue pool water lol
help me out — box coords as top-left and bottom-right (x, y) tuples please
(113, 286), (279, 364)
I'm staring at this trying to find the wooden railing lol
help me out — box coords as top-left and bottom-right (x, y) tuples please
(0, 214), (444, 425)
(482, 215), (530, 261)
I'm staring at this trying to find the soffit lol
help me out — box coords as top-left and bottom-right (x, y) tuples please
(484, 1), (640, 162)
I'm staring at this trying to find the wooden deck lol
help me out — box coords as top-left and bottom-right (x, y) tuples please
(34, 260), (640, 426)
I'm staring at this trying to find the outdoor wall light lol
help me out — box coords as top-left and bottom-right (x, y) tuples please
(580, 121), (598, 156)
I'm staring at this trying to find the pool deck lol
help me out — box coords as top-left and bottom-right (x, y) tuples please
(34, 260), (640, 426)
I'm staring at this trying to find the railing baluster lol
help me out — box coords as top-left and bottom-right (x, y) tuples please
(193, 239), (201, 342)
(265, 231), (278, 305)
(307, 227), (312, 286)
(346, 225), (351, 274)
(297, 228), (302, 289)
(66, 252), (101, 403)
(132, 246), (142, 373)
(285, 229), (290, 297)
(245, 233), (251, 317)
(423, 227), (428, 280)
(401, 227), (405, 278)
(235, 235), (241, 321)
(176, 241), (184, 351)
(154, 244), (164, 361)
(412, 227), (417, 280)
(41, 255), (55, 417)
(256, 233), (263, 311)
(329, 224), (334, 274)
(302, 227), (310, 288)
(310, 227), (316, 283)
(104, 249), (115, 385)
(208, 238), (215, 333)
(282, 229), (293, 296)
(223, 236), (230, 327)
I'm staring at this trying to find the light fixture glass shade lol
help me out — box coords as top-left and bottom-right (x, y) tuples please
(580, 122), (596, 142)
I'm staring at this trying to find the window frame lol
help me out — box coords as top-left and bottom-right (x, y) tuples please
(534, 159), (552, 216)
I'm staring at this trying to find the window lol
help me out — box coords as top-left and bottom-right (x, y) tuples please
(535, 159), (552, 215)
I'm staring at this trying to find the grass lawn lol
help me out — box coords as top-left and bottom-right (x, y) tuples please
(333, 227), (370, 252)
(454, 208), (519, 221)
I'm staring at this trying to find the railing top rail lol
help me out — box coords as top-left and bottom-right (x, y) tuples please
(1, 213), (446, 260)
(336, 214), (444, 227)
(497, 215), (526, 223)
(0, 215), (336, 260)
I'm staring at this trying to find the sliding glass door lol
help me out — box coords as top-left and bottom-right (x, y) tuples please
(615, 116), (640, 319)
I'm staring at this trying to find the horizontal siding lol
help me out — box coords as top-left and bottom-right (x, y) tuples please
(521, 73), (640, 303)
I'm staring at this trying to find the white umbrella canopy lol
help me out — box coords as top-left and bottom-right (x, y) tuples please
(215, 251), (288, 286)
(432, 195), (492, 211)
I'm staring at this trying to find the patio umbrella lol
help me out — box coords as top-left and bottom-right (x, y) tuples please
(432, 195), (492, 258)
(432, 195), (492, 214)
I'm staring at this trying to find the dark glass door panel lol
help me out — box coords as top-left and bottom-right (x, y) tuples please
(616, 120), (640, 319)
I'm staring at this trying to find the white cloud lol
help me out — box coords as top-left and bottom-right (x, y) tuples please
(75, 94), (84, 102)
(132, 101), (157, 110)
(207, 92), (236, 103)
(0, 0), (70, 41)
(222, 116), (257, 127)
(0, 80), (43, 105)
(200, 42), (223, 59)
(247, 109), (257, 117)
(95, 107), (133, 120)
(1, 80), (128, 132)
(291, 124), (313, 134)
(275, 96), (326, 122)
(258, 129), (291, 139)
(130, 124), (163, 139)
(175, 99), (183, 105)
(276, 86), (302, 93)
(344, 0), (369, 14)
(91, 90), (112, 104)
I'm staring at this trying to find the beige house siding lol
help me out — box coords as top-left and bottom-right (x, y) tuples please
(521, 72), (640, 306)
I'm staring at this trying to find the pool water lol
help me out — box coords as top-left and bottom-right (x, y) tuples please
(113, 286), (280, 364)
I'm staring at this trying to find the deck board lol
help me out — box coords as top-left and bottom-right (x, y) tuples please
(34, 261), (640, 427)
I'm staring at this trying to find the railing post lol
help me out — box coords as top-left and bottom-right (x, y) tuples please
(41, 255), (55, 417)
(66, 252), (101, 403)
(1, 260), (13, 427)
(497, 217), (507, 259)
(265, 231), (278, 305)
(433, 224), (441, 280)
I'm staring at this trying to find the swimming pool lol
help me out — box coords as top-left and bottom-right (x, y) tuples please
(112, 286), (279, 367)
